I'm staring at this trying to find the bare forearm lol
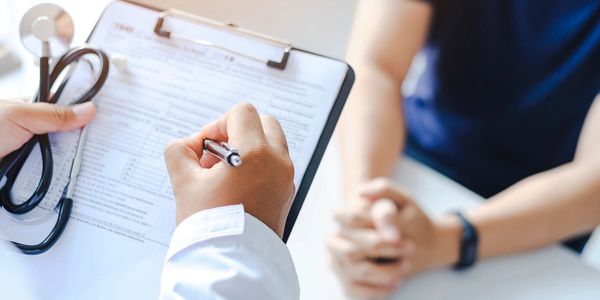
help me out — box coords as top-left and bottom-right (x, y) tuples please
(470, 161), (600, 258)
(338, 66), (405, 188)
(430, 160), (600, 269)
(338, 0), (431, 190)
(424, 96), (600, 271)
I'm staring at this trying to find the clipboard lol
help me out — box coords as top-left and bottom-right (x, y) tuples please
(3, 0), (352, 251)
(93, 0), (355, 242)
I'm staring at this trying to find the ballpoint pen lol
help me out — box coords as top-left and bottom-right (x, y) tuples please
(203, 139), (243, 167)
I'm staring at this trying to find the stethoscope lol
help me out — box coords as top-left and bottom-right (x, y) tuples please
(0, 3), (110, 255)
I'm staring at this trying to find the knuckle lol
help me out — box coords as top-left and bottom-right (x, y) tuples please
(163, 139), (184, 159)
(235, 102), (258, 115)
(372, 177), (394, 190)
(49, 105), (69, 124)
(340, 248), (356, 261)
(51, 105), (68, 124)
(345, 248), (359, 259)
(290, 182), (297, 196)
(244, 145), (268, 160)
(329, 233), (355, 257)
(281, 158), (295, 182)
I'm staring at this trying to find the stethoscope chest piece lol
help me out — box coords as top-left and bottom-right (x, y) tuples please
(19, 3), (74, 59)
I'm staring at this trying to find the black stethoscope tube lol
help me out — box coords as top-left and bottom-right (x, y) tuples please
(0, 46), (109, 255)
(39, 56), (50, 103)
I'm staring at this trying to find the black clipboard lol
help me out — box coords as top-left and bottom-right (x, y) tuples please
(94, 0), (355, 242)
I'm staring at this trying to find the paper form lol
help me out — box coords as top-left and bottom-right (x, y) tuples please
(0, 2), (347, 297)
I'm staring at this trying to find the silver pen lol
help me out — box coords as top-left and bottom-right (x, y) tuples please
(203, 139), (243, 167)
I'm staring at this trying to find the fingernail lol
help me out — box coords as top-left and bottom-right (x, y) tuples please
(72, 102), (96, 118)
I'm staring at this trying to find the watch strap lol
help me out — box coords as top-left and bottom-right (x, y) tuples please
(453, 212), (479, 270)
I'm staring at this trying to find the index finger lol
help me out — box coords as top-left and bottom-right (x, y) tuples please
(199, 103), (266, 148)
(334, 198), (374, 228)
(260, 115), (288, 154)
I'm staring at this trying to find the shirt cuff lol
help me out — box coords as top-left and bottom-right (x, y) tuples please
(165, 204), (287, 262)
(166, 204), (246, 261)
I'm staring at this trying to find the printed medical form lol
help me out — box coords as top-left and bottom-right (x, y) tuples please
(5, 1), (348, 249)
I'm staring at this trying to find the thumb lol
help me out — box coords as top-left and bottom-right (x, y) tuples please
(359, 178), (412, 208)
(371, 198), (401, 242)
(13, 102), (96, 134)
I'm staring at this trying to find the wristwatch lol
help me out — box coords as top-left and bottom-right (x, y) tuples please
(453, 212), (479, 270)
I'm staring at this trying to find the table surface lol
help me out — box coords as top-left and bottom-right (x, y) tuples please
(2, 1), (600, 299)
(290, 145), (600, 300)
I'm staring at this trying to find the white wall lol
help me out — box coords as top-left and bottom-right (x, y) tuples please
(146, 0), (357, 59)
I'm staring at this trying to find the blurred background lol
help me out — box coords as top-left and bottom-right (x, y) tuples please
(0, 0), (355, 98)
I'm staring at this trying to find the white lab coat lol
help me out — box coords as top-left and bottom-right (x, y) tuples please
(0, 204), (300, 300)
(160, 204), (300, 300)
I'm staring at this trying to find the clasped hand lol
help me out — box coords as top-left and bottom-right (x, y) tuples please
(329, 178), (444, 299)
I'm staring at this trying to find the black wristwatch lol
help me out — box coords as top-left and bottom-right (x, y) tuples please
(453, 212), (479, 270)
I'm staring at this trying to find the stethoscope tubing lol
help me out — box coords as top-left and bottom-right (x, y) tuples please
(0, 45), (109, 254)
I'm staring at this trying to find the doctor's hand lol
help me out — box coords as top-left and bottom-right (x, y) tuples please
(164, 103), (295, 237)
(0, 99), (96, 159)
(329, 178), (457, 299)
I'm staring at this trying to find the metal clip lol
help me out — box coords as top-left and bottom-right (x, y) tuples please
(154, 9), (291, 70)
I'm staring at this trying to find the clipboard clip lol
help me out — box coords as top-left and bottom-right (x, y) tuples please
(154, 9), (292, 70)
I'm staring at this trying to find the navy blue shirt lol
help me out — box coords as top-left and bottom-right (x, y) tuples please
(405, 0), (600, 199)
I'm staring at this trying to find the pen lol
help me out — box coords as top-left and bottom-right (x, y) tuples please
(203, 139), (243, 167)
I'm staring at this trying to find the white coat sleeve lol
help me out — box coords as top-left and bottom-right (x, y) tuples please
(159, 204), (300, 300)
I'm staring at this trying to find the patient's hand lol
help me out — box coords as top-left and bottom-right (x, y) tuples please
(329, 178), (452, 299)
(164, 103), (295, 238)
(0, 99), (96, 159)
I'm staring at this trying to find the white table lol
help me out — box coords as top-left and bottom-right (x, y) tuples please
(2, 1), (600, 299)
(288, 144), (600, 299)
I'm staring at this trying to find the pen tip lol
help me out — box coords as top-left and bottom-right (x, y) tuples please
(230, 155), (243, 167)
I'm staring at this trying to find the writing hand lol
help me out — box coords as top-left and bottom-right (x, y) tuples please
(164, 103), (295, 237)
